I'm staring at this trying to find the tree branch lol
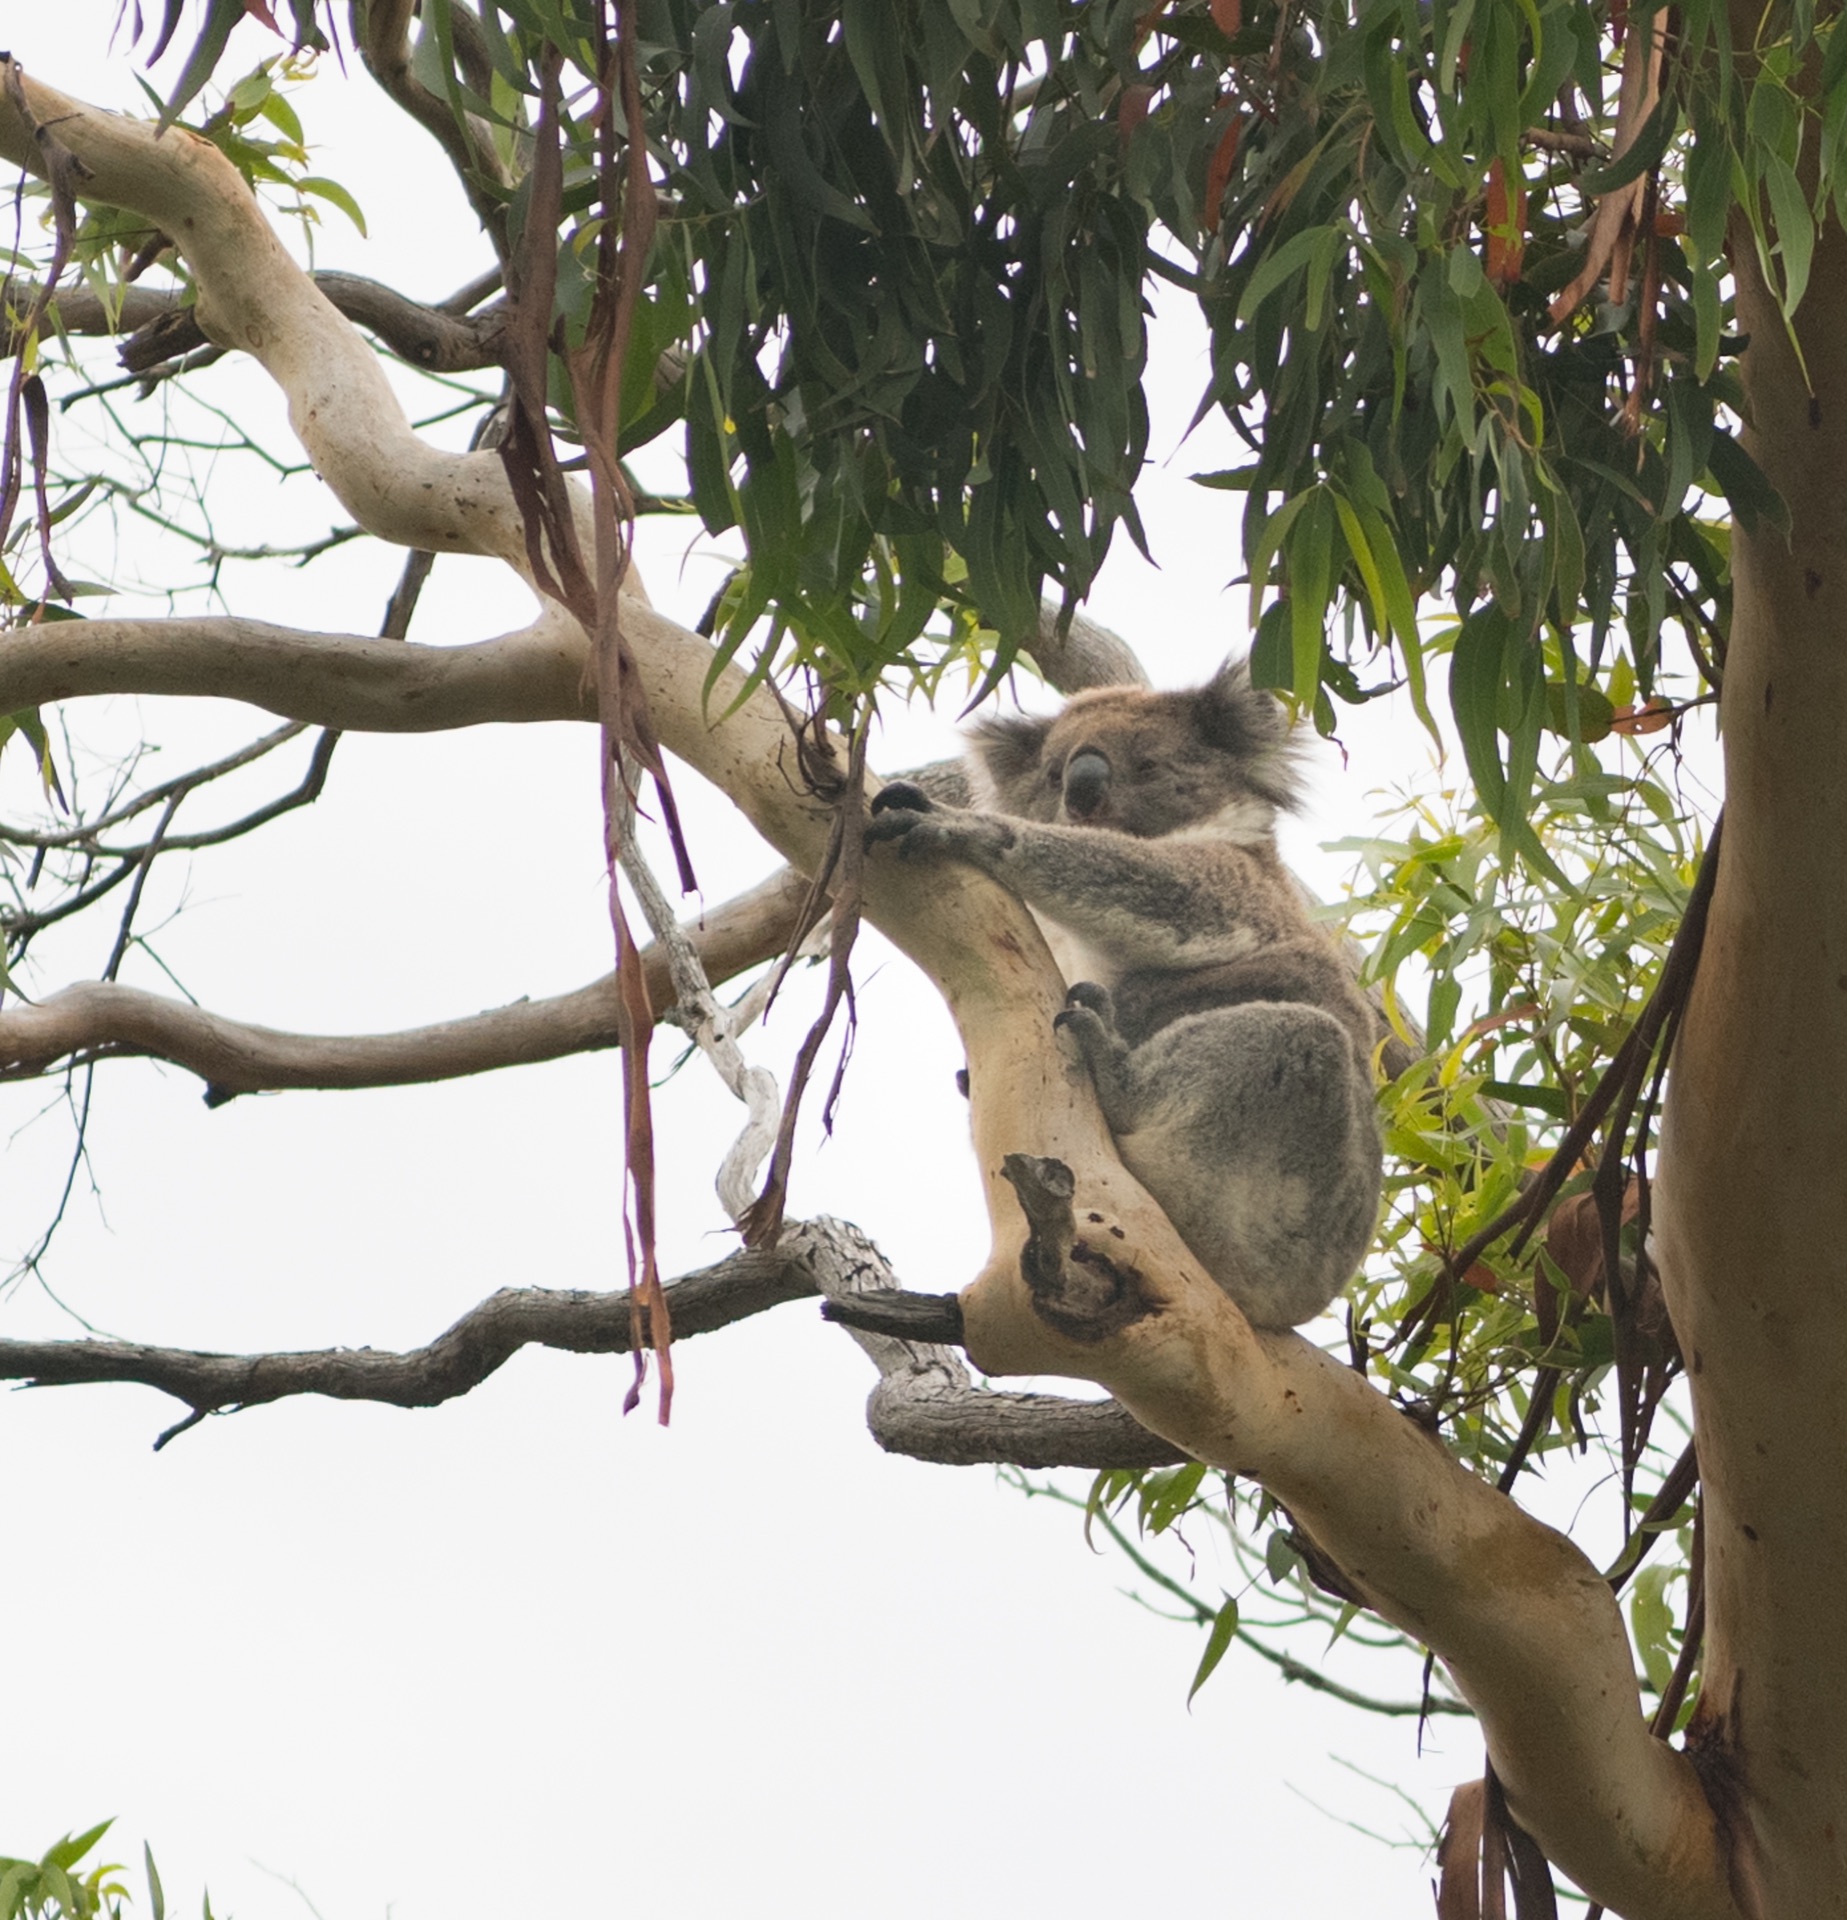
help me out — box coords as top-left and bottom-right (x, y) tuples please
(8, 273), (508, 374)
(0, 868), (812, 1096)
(0, 1232), (820, 1442)
(352, 0), (513, 260)
(0, 610), (596, 729)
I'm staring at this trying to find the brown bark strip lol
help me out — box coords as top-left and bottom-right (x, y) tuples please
(498, 50), (597, 628)
(739, 713), (869, 1248)
(1547, 11), (1668, 324)
(0, 57), (84, 596)
(566, 5), (690, 1421)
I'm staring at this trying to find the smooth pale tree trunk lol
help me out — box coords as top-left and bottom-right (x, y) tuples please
(1653, 200), (1847, 1915)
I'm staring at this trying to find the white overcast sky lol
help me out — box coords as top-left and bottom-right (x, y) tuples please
(0, 11), (1488, 1917)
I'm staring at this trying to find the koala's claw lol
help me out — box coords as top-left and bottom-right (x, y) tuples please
(1063, 980), (1116, 1020)
(870, 781), (934, 816)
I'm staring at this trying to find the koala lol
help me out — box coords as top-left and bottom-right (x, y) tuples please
(866, 661), (1381, 1328)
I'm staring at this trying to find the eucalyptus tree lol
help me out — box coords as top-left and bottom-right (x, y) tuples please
(0, 3), (1834, 1912)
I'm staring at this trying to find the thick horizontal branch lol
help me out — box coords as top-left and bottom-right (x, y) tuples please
(795, 1219), (1185, 1470)
(0, 611), (592, 729)
(0, 869), (810, 1095)
(867, 1370), (1183, 1469)
(0, 595), (1143, 739)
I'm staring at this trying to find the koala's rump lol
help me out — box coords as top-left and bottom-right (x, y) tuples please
(1104, 1000), (1381, 1328)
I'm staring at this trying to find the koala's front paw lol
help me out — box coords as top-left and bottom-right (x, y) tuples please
(866, 781), (943, 856)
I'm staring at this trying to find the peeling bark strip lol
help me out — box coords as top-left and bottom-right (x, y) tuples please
(0, 58), (83, 598)
(0, 68), (1747, 1919)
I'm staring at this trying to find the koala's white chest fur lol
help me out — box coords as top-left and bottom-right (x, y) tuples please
(1033, 913), (1119, 993)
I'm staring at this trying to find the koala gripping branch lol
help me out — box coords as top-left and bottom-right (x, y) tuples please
(0, 64), (1740, 1920)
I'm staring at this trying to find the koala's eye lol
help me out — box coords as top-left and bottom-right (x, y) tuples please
(1045, 760), (1063, 784)
(1134, 759), (1160, 776)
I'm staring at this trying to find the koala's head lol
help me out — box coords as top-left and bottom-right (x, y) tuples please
(967, 660), (1301, 840)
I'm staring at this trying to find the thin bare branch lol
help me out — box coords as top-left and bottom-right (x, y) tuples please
(0, 720), (310, 849)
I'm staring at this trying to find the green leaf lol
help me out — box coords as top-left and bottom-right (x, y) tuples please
(1244, 489), (1313, 628)
(1544, 680), (1616, 744)
(1760, 151), (1816, 312)
(1235, 225), (1344, 327)
(55, 1823), (113, 1872)
(1449, 605), (1511, 823)
(296, 177), (368, 237)
(1187, 1597), (1239, 1705)
(1287, 488), (1335, 700)
(1138, 1460), (1208, 1533)
(1631, 1565), (1677, 1695)
(1264, 1529), (1300, 1583)
(1579, 87), (1680, 196)
(157, 0), (244, 130)
(1707, 429), (1792, 539)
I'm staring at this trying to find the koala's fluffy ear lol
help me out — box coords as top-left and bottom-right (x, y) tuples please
(968, 711), (1053, 804)
(1194, 659), (1305, 812)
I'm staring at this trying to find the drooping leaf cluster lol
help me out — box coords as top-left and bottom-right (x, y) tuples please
(74, 3), (1847, 757)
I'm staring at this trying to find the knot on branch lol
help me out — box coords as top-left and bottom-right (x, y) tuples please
(999, 1152), (1156, 1343)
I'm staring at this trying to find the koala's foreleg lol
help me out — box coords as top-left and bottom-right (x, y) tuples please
(866, 786), (1259, 970)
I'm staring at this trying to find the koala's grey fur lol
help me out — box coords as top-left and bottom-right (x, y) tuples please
(867, 661), (1381, 1328)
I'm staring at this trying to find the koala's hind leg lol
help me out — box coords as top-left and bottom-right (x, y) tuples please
(1059, 993), (1381, 1328)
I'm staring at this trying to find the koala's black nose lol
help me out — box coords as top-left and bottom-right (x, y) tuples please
(1063, 748), (1112, 820)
